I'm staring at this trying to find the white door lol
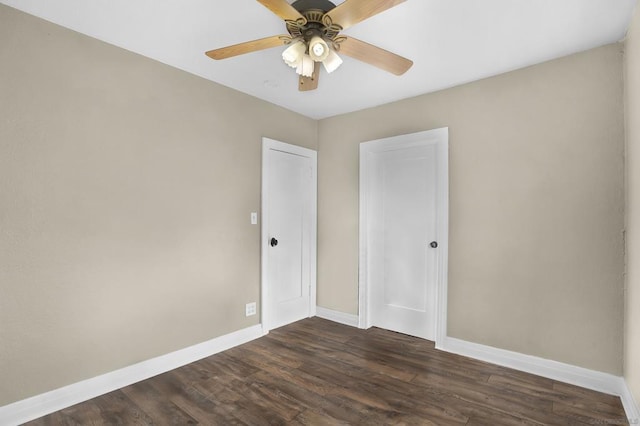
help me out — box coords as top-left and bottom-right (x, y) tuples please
(262, 138), (317, 331)
(360, 129), (448, 341)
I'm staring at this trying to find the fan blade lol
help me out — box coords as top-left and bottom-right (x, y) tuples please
(206, 35), (290, 60)
(337, 36), (413, 75)
(257, 0), (307, 23)
(324, 0), (406, 31)
(299, 64), (320, 91)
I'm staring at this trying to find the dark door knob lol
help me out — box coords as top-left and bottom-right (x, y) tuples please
(270, 237), (278, 247)
(430, 241), (438, 248)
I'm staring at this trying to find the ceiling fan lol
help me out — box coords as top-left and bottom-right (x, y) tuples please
(205, 0), (413, 91)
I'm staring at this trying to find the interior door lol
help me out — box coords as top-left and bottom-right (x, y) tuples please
(361, 129), (448, 341)
(262, 138), (317, 331)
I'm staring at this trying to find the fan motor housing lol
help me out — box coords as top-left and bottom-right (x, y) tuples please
(287, 0), (340, 42)
(291, 0), (336, 13)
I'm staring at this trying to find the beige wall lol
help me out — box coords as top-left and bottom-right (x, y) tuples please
(0, 5), (317, 406)
(318, 44), (625, 374)
(625, 1), (640, 408)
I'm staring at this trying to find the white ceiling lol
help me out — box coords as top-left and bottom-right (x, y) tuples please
(1, 0), (637, 119)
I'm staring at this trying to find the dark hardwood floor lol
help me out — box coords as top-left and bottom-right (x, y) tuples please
(27, 317), (628, 425)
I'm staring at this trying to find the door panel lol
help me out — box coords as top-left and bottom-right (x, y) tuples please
(370, 144), (438, 340)
(268, 150), (306, 305)
(363, 131), (447, 341)
(381, 147), (437, 313)
(262, 139), (317, 331)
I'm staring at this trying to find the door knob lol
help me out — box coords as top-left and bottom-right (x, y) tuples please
(270, 237), (278, 247)
(430, 241), (438, 248)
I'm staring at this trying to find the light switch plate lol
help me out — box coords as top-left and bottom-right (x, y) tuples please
(250, 212), (258, 225)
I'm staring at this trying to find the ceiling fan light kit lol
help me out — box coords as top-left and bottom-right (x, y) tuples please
(284, 34), (341, 78)
(205, 0), (413, 91)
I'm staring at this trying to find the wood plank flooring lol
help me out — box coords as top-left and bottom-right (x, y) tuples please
(26, 317), (628, 425)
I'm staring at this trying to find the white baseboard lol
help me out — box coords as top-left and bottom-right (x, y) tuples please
(437, 336), (639, 424)
(620, 380), (640, 424)
(315, 306), (359, 327)
(0, 324), (265, 426)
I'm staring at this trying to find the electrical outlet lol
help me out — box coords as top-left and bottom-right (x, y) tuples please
(245, 302), (256, 317)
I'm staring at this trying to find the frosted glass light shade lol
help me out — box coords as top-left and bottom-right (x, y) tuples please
(308, 36), (329, 62)
(282, 41), (306, 68)
(322, 49), (343, 73)
(296, 54), (315, 77)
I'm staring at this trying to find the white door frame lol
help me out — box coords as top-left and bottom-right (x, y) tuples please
(359, 128), (449, 344)
(261, 137), (317, 332)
